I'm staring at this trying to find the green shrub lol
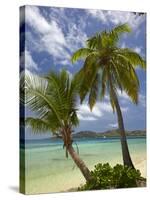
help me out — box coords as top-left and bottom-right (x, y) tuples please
(78, 163), (142, 191)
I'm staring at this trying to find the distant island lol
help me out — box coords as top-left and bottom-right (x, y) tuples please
(24, 129), (146, 142)
(49, 129), (146, 140)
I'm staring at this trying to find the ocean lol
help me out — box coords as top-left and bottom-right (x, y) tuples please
(20, 137), (146, 194)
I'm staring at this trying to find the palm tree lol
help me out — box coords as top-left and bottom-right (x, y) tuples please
(20, 69), (92, 182)
(71, 23), (146, 168)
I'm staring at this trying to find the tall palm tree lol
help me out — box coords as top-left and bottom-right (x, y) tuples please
(20, 70), (92, 182)
(71, 23), (146, 168)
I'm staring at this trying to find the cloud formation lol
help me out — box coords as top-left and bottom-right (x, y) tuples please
(25, 6), (87, 67)
(108, 123), (118, 128)
(25, 6), (70, 63)
(21, 6), (146, 132)
(20, 49), (38, 70)
(77, 101), (128, 121)
(87, 10), (145, 30)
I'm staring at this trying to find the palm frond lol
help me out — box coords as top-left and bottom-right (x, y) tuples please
(114, 64), (139, 104)
(25, 72), (65, 124)
(71, 48), (94, 63)
(86, 33), (102, 49)
(71, 23), (145, 113)
(25, 117), (51, 134)
(23, 70), (81, 135)
(116, 48), (146, 69)
(109, 89), (116, 112)
(70, 111), (79, 126)
(112, 23), (131, 35)
(99, 67), (108, 100)
(78, 55), (100, 103)
(89, 73), (99, 110)
(98, 24), (131, 48)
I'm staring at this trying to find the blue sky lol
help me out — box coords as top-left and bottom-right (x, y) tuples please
(20, 6), (146, 138)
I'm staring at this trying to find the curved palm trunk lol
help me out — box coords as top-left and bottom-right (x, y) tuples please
(62, 127), (92, 182)
(113, 91), (135, 168)
(67, 144), (92, 182)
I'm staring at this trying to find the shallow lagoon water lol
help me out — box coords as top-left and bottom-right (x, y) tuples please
(21, 137), (146, 194)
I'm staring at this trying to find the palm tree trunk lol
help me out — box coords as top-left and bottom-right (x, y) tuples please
(112, 91), (135, 168)
(62, 127), (92, 182)
(67, 144), (92, 182)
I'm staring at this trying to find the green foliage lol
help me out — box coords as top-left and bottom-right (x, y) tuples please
(20, 69), (80, 135)
(78, 163), (142, 190)
(71, 48), (94, 63)
(71, 23), (146, 111)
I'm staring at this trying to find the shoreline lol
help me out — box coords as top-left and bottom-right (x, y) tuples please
(24, 138), (146, 194)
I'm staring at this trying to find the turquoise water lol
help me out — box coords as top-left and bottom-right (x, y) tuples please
(22, 137), (146, 194)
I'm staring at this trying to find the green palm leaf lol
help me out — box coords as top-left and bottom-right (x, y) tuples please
(21, 70), (80, 136)
(71, 23), (146, 168)
(89, 73), (99, 110)
(71, 48), (97, 63)
(25, 117), (51, 134)
(71, 23), (146, 108)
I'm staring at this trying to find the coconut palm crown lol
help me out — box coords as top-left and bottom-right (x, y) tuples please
(71, 23), (146, 168)
(20, 69), (92, 181)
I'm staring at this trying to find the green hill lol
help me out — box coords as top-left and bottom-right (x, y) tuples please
(73, 129), (146, 139)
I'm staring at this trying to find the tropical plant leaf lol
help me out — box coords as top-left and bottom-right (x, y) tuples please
(71, 23), (145, 109)
(71, 48), (94, 63)
(25, 117), (51, 134)
(22, 70), (80, 135)
(89, 73), (99, 110)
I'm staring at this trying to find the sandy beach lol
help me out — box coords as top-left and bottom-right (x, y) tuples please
(135, 157), (146, 178)
(65, 155), (147, 193)
(23, 137), (146, 194)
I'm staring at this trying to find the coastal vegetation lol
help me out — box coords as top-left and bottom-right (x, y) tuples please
(71, 23), (146, 168)
(78, 163), (145, 191)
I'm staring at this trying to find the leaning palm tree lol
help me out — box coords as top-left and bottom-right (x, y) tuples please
(20, 69), (92, 182)
(71, 23), (146, 168)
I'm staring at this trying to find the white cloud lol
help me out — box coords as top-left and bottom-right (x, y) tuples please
(77, 101), (128, 121)
(120, 43), (143, 56)
(121, 107), (128, 112)
(77, 114), (97, 121)
(25, 6), (70, 64)
(88, 10), (145, 30)
(77, 102), (103, 121)
(48, 7), (88, 48)
(117, 89), (146, 109)
(20, 50), (37, 71)
(117, 89), (130, 101)
(66, 23), (87, 51)
(88, 10), (107, 23)
(26, 7), (51, 34)
(99, 102), (113, 112)
(77, 98), (129, 121)
(25, 6), (87, 67)
(133, 46), (142, 54)
(108, 123), (118, 128)
(59, 59), (70, 65)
